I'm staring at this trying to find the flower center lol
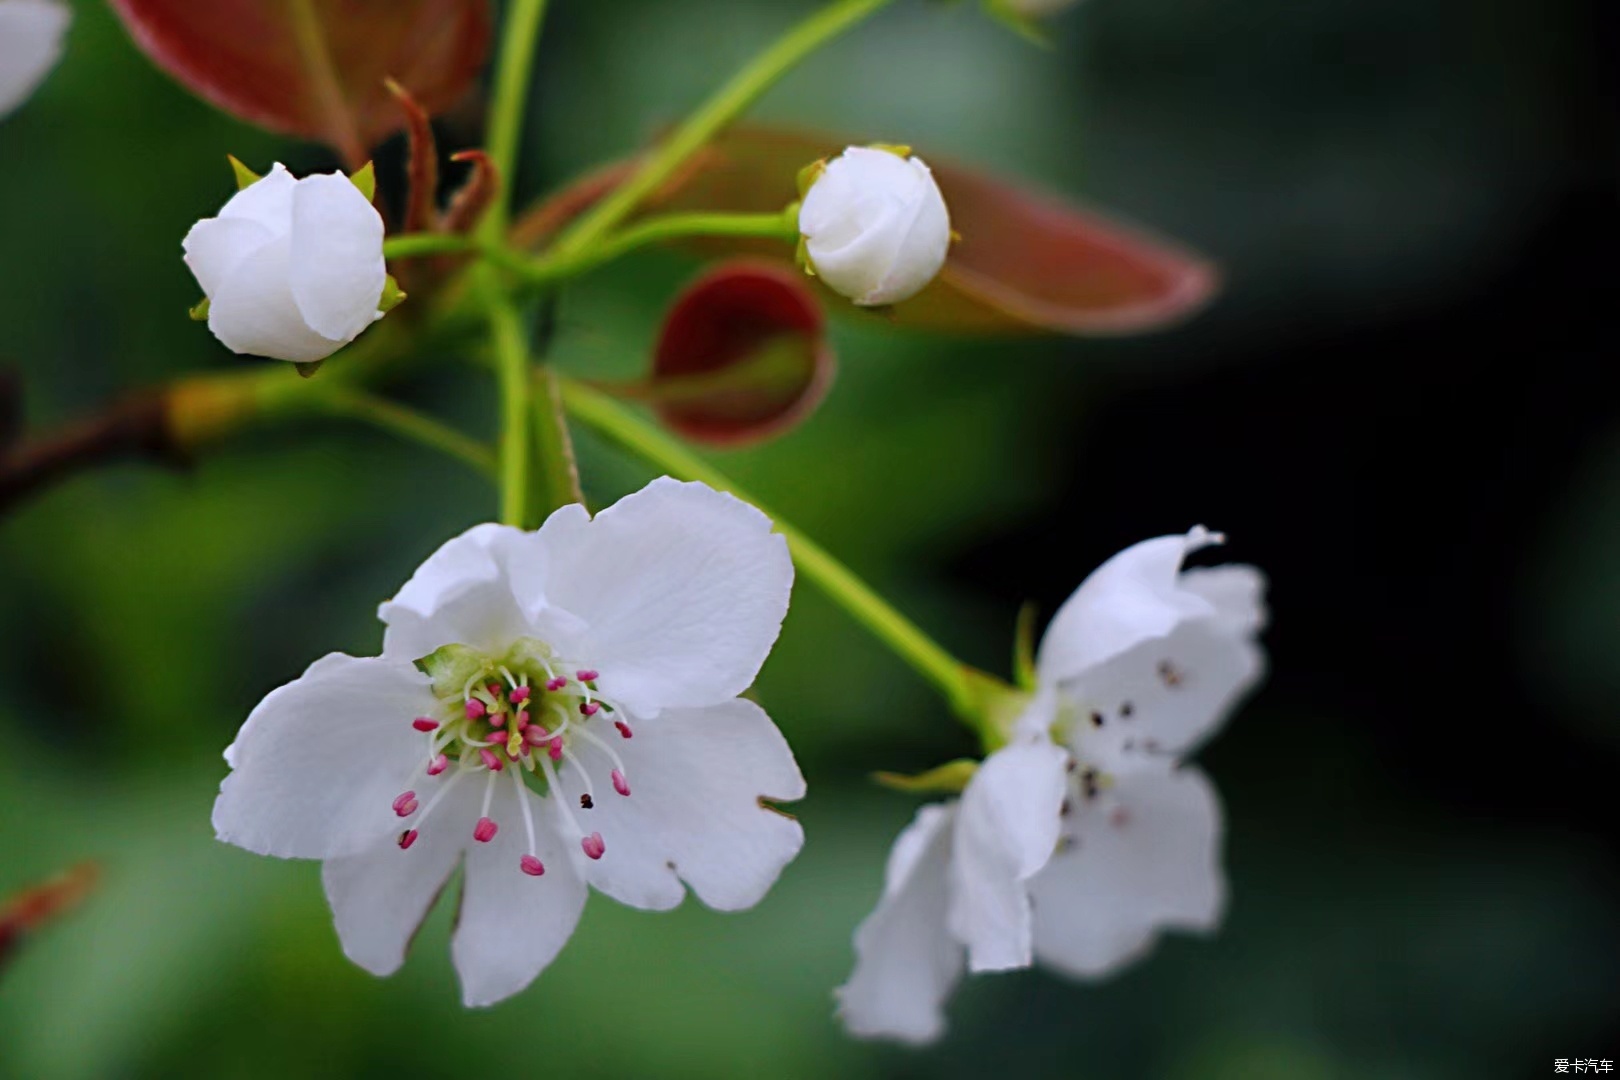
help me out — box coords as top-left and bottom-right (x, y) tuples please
(390, 638), (633, 878)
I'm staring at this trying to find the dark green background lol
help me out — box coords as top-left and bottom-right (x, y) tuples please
(2, 1), (1616, 1077)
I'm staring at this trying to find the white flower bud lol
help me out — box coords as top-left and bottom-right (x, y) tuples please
(182, 163), (387, 363)
(0, 0), (70, 120)
(798, 145), (951, 307)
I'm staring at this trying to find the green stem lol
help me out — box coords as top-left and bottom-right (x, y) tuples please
(481, 0), (551, 240)
(287, 0), (365, 169)
(485, 283), (534, 526)
(531, 364), (584, 513)
(383, 232), (537, 277)
(547, 0), (894, 259)
(525, 210), (797, 285)
(560, 378), (977, 720)
(319, 388), (496, 476)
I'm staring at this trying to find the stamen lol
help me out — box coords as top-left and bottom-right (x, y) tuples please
(412, 717), (440, 732)
(573, 724), (629, 778)
(511, 766), (540, 867)
(548, 740), (563, 762)
(487, 682), (503, 697)
(509, 685), (531, 704)
(545, 676), (568, 692)
(478, 747), (504, 772)
(519, 855), (545, 876)
(426, 753), (449, 776)
(465, 699), (487, 721)
(579, 702), (601, 716)
(392, 791), (419, 817)
(560, 747), (596, 807)
(581, 832), (606, 860)
(576, 669), (599, 683)
(524, 725), (551, 747)
(513, 710), (530, 731)
(406, 767), (469, 836)
(398, 829), (418, 850)
(474, 817), (498, 843)
(538, 752), (590, 845)
(611, 769), (630, 797)
(614, 720), (633, 740)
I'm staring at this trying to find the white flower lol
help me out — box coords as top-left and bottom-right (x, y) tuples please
(798, 145), (951, 307)
(182, 163), (386, 363)
(212, 478), (806, 1007)
(0, 0), (69, 120)
(838, 527), (1266, 1043)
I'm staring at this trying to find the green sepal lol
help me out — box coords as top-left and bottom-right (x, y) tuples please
(227, 155), (261, 190)
(795, 158), (826, 199)
(294, 360), (324, 379)
(868, 142), (914, 160)
(795, 235), (815, 275)
(378, 274), (408, 314)
(414, 643), (487, 697)
(963, 666), (1032, 751)
(873, 758), (979, 796)
(188, 298), (210, 322)
(1013, 600), (1039, 691)
(349, 161), (377, 202)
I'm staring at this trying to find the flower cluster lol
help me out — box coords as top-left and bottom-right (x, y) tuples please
(838, 528), (1267, 1042)
(213, 479), (806, 1006)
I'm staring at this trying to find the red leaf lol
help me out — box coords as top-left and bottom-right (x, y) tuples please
(514, 127), (1218, 337)
(109, 0), (491, 164)
(641, 261), (834, 447)
(0, 863), (99, 972)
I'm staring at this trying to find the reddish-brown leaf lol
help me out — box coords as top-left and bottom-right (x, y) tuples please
(108, 0), (491, 164)
(513, 127), (1218, 336)
(0, 864), (99, 972)
(634, 260), (833, 448)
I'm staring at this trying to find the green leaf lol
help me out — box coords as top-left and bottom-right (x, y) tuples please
(226, 154), (261, 190)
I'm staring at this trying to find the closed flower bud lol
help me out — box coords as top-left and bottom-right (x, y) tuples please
(798, 145), (950, 307)
(182, 163), (387, 363)
(0, 0), (70, 120)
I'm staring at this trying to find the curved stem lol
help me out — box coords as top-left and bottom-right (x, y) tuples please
(383, 232), (536, 277)
(559, 377), (977, 721)
(480, 0), (550, 240)
(484, 283), (534, 526)
(525, 210), (797, 285)
(319, 388), (495, 476)
(547, 0), (895, 260)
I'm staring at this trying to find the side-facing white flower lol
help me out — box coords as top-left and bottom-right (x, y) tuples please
(0, 0), (70, 120)
(838, 528), (1266, 1043)
(212, 478), (806, 1007)
(182, 163), (386, 363)
(798, 145), (951, 307)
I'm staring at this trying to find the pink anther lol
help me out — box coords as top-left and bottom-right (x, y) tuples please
(426, 753), (449, 776)
(392, 791), (419, 817)
(519, 855), (545, 877)
(611, 769), (630, 797)
(545, 676), (568, 691)
(548, 739), (563, 762)
(575, 669), (599, 682)
(411, 717), (440, 733)
(465, 699), (487, 721)
(579, 702), (601, 716)
(580, 832), (605, 860)
(509, 686), (531, 704)
(397, 829), (418, 850)
(523, 725), (550, 747)
(614, 720), (633, 740)
(478, 747), (504, 772)
(513, 710), (530, 731)
(473, 817), (498, 843)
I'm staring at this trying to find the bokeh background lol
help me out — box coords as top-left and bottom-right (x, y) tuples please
(3, 0), (1618, 1076)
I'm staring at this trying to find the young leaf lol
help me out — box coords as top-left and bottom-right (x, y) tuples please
(108, 0), (491, 163)
(642, 260), (834, 448)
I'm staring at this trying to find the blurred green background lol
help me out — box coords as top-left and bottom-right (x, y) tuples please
(3, 1), (1617, 1077)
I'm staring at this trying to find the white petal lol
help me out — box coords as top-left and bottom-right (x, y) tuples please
(947, 739), (1069, 972)
(0, 0), (70, 119)
(533, 478), (792, 714)
(1029, 765), (1225, 978)
(207, 234), (345, 362)
(837, 802), (964, 1045)
(212, 654), (438, 860)
(288, 173), (386, 342)
(379, 523), (531, 661)
(181, 216), (273, 300)
(865, 157), (951, 306)
(1181, 564), (1268, 636)
(216, 162), (296, 231)
(321, 775), (476, 976)
(1035, 528), (1224, 686)
(800, 148), (949, 306)
(1071, 593), (1266, 761)
(451, 780), (587, 1007)
(566, 698), (805, 911)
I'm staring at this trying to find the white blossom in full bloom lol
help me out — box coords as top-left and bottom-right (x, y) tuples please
(838, 528), (1266, 1043)
(212, 478), (807, 1007)
(798, 145), (951, 307)
(0, 0), (69, 120)
(182, 163), (386, 363)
